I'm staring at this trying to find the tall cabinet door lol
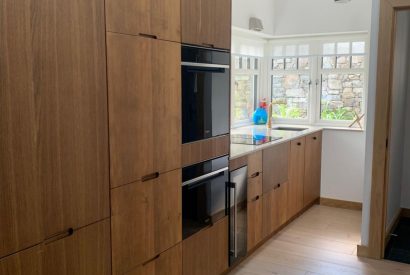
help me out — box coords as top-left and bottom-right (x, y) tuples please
(288, 137), (306, 218)
(107, 33), (181, 188)
(182, 0), (231, 49)
(0, 0), (43, 258)
(106, 0), (180, 41)
(263, 142), (290, 193)
(304, 132), (323, 207)
(38, 0), (110, 238)
(111, 170), (182, 275)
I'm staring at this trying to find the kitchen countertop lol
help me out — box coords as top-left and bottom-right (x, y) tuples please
(230, 125), (323, 160)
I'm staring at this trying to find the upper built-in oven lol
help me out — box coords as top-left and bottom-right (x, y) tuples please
(181, 45), (230, 144)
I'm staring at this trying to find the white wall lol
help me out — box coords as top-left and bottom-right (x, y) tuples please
(273, 0), (372, 36)
(361, 0), (379, 247)
(385, 10), (410, 229)
(232, 0), (275, 35)
(321, 130), (366, 203)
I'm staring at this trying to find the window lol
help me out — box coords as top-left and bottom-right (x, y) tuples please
(231, 55), (260, 125)
(270, 44), (311, 120)
(319, 41), (366, 122)
(267, 36), (368, 127)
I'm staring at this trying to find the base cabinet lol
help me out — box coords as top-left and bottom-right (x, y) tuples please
(182, 217), (228, 275)
(0, 220), (111, 275)
(247, 196), (263, 251)
(262, 182), (288, 238)
(304, 132), (323, 207)
(111, 170), (182, 275)
(125, 244), (182, 275)
(288, 137), (306, 219)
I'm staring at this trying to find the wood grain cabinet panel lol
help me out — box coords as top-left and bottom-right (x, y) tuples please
(288, 137), (306, 219)
(107, 33), (181, 188)
(247, 196), (263, 252)
(38, 0), (110, 239)
(247, 151), (263, 177)
(262, 142), (290, 193)
(43, 219), (111, 275)
(106, 0), (180, 42)
(111, 170), (182, 275)
(262, 182), (288, 238)
(248, 173), (262, 200)
(1, 0), (109, 256)
(304, 132), (323, 207)
(182, 217), (228, 275)
(126, 244), (182, 275)
(181, 0), (231, 49)
(0, 246), (43, 275)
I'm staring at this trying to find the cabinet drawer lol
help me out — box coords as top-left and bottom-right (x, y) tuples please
(248, 172), (262, 200)
(262, 142), (290, 193)
(126, 243), (182, 275)
(247, 151), (262, 177)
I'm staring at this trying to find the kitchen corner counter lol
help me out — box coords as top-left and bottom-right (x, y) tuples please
(230, 125), (323, 160)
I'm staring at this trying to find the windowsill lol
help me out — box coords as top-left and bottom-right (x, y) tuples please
(231, 123), (365, 132)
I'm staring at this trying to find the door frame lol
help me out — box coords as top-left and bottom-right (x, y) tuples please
(362, 0), (410, 259)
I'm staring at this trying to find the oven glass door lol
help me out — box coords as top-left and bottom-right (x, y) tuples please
(182, 157), (229, 239)
(182, 64), (230, 144)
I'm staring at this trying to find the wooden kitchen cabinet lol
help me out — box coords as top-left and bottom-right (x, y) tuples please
(288, 137), (306, 219)
(111, 169), (182, 275)
(263, 142), (290, 193)
(247, 196), (263, 252)
(304, 132), (323, 207)
(1, 0), (109, 256)
(125, 244), (182, 275)
(182, 217), (228, 275)
(0, 220), (111, 275)
(247, 151), (263, 177)
(0, 246), (42, 275)
(181, 0), (231, 49)
(106, 0), (180, 42)
(43, 219), (111, 275)
(262, 182), (288, 238)
(107, 33), (181, 188)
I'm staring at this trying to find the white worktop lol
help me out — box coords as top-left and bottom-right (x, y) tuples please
(230, 124), (323, 160)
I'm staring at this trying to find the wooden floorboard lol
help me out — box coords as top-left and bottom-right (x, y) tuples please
(229, 205), (410, 275)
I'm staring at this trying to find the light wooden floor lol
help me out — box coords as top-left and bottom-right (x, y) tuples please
(230, 205), (410, 275)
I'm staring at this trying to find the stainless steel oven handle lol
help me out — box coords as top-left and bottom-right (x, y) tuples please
(181, 62), (230, 69)
(182, 167), (228, 187)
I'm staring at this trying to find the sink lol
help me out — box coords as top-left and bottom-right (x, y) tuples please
(272, 127), (308, 132)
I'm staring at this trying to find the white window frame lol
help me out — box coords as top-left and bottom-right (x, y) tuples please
(231, 54), (262, 128)
(266, 33), (369, 129)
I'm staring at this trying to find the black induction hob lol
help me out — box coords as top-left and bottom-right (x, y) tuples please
(231, 134), (282, 146)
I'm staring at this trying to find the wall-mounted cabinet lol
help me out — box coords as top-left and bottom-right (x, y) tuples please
(181, 0), (231, 49)
(107, 33), (181, 188)
(111, 169), (182, 275)
(288, 137), (306, 218)
(304, 132), (323, 207)
(106, 0), (180, 42)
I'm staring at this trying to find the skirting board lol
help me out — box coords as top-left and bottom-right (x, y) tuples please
(320, 197), (362, 211)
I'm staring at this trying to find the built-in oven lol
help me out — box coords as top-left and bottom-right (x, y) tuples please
(182, 155), (229, 239)
(181, 45), (230, 144)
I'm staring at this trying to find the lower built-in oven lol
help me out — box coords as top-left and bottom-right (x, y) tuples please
(182, 155), (229, 239)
